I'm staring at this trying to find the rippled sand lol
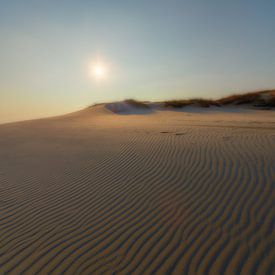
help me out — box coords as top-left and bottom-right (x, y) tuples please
(0, 105), (274, 274)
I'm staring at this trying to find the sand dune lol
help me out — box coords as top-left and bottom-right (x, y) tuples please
(0, 105), (274, 274)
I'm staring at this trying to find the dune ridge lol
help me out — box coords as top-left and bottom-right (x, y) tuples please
(0, 105), (274, 274)
(97, 90), (275, 114)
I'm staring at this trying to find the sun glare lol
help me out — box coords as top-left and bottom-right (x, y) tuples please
(91, 62), (107, 80)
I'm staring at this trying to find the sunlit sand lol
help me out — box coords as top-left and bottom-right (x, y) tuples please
(0, 102), (274, 274)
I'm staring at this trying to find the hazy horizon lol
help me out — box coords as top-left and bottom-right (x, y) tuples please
(1, 0), (275, 123)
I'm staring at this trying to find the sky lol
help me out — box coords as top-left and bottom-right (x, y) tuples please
(0, 0), (275, 123)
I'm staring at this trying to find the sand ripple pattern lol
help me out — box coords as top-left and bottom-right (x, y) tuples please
(0, 110), (274, 275)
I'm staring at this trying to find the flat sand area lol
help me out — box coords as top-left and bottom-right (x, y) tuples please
(0, 105), (274, 274)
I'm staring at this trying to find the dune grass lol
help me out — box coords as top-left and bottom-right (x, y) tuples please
(161, 90), (275, 108)
(125, 90), (275, 109)
(124, 99), (150, 109)
(218, 90), (275, 107)
(164, 90), (275, 108)
(164, 99), (221, 108)
(92, 90), (275, 110)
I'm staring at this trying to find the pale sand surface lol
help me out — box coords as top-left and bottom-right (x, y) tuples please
(0, 105), (274, 274)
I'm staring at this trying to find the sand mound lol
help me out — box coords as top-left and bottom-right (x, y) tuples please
(0, 106), (274, 274)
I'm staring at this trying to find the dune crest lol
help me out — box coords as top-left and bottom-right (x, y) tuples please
(98, 90), (275, 114)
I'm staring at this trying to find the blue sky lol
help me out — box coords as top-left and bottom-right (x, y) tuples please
(0, 0), (274, 122)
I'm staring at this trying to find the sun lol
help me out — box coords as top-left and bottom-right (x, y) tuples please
(94, 64), (105, 78)
(91, 63), (107, 79)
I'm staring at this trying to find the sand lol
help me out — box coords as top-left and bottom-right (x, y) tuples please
(0, 104), (274, 274)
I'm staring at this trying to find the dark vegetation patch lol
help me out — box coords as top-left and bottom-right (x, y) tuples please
(164, 99), (221, 108)
(163, 90), (275, 108)
(160, 90), (275, 109)
(93, 90), (275, 110)
(218, 90), (275, 107)
(124, 99), (150, 109)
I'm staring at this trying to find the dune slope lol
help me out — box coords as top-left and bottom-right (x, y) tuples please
(0, 105), (274, 274)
